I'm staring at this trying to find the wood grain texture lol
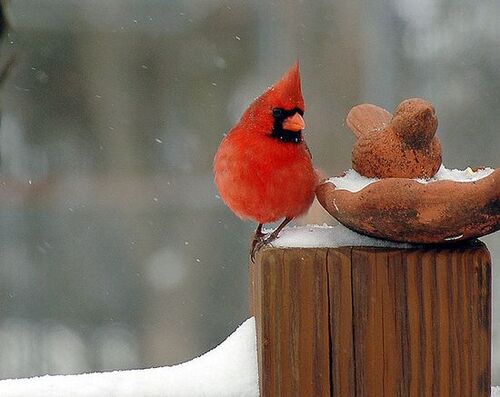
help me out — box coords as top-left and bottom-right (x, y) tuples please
(327, 247), (355, 396)
(251, 248), (331, 396)
(250, 242), (491, 397)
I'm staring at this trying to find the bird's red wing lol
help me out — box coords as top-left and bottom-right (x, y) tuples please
(346, 104), (392, 138)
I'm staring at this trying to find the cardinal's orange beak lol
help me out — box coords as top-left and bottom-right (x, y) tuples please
(282, 113), (305, 132)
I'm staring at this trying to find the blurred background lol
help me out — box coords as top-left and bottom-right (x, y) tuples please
(0, 0), (499, 383)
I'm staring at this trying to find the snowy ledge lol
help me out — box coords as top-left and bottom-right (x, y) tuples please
(0, 319), (258, 397)
(270, 223), (414, 249)
(327, 165), (495, 193)
(0, 316), (498, 396)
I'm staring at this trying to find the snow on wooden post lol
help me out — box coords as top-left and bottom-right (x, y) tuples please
(250, 243), (491, 396)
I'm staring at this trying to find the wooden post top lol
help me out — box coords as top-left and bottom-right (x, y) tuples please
(257, 236), (488, 254)
(250, 241), (491, 397)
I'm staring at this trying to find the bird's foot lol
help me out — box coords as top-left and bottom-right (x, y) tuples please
(250, 238), (261, 263)
(251, 224), (265, 262)
(250, 232), (280, 263)
(250, 218), (293, 263)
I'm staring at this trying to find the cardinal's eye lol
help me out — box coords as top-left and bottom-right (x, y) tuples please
(272, 108), (285, 118)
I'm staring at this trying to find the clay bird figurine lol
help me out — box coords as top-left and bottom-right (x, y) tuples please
(213, 62), (317, 260)
(347, 98), (442, 179)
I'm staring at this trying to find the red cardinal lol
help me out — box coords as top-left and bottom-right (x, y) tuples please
(213, 62), (317, 259)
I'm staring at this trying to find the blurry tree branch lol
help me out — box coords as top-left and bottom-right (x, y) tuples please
(0, 0), (14, 90)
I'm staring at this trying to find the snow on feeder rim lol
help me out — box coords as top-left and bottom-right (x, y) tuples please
(316, 166), (500, 244)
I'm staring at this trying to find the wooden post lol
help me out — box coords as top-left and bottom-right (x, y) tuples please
(250, 242), (491, 396)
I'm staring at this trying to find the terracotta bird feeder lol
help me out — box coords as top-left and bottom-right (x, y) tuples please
(316, 98), (500, 244)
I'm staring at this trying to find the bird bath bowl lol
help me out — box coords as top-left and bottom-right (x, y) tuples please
(316, 167), (500, 244)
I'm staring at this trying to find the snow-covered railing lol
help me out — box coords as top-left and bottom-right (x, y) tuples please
(0, 226), (498, 396)
(0, 311), (498, 396)
(0, 319), (258, 397)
